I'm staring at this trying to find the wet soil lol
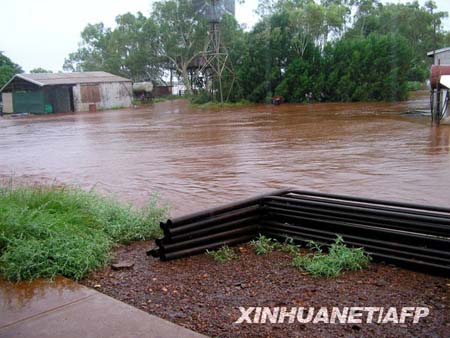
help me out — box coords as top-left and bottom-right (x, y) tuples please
(81, 241), (450, 338)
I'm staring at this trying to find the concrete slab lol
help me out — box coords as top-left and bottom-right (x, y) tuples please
(0, 277), (95, 328)
(0, 278), (207, 338)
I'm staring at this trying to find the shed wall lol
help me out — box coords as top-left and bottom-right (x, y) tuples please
(13, 90), (45, 114)
(1, 93), (13, 113)
(44, 87), (72, 113)
(73, 82), (132, 112)
(434, 51), (450, 65)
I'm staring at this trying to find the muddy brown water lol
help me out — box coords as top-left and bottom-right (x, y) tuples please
(1, 91), (449, 217)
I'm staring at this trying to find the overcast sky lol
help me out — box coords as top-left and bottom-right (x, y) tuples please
(1, 0), (449, 72)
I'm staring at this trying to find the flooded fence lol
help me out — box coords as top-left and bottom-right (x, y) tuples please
(150, 189), (450, 274)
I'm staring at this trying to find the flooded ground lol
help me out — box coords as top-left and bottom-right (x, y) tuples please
(1, 91), (449, 216)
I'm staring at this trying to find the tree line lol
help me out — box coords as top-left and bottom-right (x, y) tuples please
(234, 0), (449, 102)
(2, 0), (450, 103)
(0, 52), (53, 89)
(0, 52), (23, 89)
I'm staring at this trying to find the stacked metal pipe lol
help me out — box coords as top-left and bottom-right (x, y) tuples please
(148, 189), (450, 274)
(148, 189), (290, 260)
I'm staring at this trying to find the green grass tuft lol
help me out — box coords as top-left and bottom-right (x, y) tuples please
(292, 236), (371, 278)
(193, 100), (253, 109)
(250, 234), (277, 255)
(250, 235), (300, 255)
(206, 245), (238, 262)
(0, 184), (168, 281)
(274, 237), (300, 255)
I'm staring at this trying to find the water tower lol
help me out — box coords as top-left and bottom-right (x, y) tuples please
(193, 0), (236, 103)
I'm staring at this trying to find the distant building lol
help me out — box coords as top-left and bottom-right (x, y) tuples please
(171, 83), (186, 96)
(0, 71), (132, 114)
(153, 85), (173, 97)
(427, 47), (450, 65)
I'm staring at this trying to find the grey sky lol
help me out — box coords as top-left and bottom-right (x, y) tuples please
(1, 0), (449, 73)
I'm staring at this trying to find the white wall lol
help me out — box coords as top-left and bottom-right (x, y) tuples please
(172, 84), (186, 95)
(434, 51), (450, 65)
(73, 82), (132, 112)
(1, 92), (13, 113)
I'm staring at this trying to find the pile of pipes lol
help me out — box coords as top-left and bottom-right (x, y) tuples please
(148, 189), (450, 274)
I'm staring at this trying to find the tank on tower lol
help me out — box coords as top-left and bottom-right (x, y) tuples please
(192, 0), (236, 103)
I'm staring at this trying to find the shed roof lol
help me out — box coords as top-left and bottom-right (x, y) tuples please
(1, 71), (131, 92)
(427, 47), (450, 57)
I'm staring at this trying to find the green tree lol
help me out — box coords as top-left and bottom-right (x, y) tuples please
(63, 23), (112, 72)
(107, 13), (162, 81)
(212, 13), (247, 101)
(62, 0), (449, 103)
(237, 0), (351, 102)
(0, 52), (23, 88)
(324, 33), (413, 101)
(260, 0), (349, 51)
(63, 13), (162, 82)
(151, 0), (207, 94)
(235, 16), (281, 102)
(347, 0), (448, 81)
(275, 46), (324, 102)
(30, 68), (53, 73)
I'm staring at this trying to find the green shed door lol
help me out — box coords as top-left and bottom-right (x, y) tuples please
(13, 90), (45, 114)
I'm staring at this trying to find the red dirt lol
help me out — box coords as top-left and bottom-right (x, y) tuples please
(81, 241), (450, 337)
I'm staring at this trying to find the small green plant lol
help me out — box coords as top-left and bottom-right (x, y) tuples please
(250, 234), (277, 255)
(292, 236), (371, 278)
(306, 239), (323, 254)
(206, 245), (237, 262)
(274, 237), (300, 254)
(132, 98), (145, 105)
(190, 90), (210, 104)
(405, 81), (424, 91)
(193, 100), (253, 109)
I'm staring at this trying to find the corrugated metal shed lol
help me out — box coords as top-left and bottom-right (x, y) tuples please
(0, 71), (132, 114)
(1, 71), (130, 92)
(427, 47), (450, 57)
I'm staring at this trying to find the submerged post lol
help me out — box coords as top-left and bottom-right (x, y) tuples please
(429, 64), (450, 125)
(436, 84), (441, 125)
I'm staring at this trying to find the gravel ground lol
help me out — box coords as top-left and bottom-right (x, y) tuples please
(81, 241), (450, 338)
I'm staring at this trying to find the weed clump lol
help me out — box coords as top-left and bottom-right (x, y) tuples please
(250, 234), (277, 255)
(209, 234), (369, 278)
(250, 234), (300, 255)
(274, 237), (300, 255)
(0, 184), (168, 281)
(292, 236), (371, 278)
(206, 245), (237, 262)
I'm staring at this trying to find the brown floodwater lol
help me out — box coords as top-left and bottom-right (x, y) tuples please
(1, 91), (449, 216)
